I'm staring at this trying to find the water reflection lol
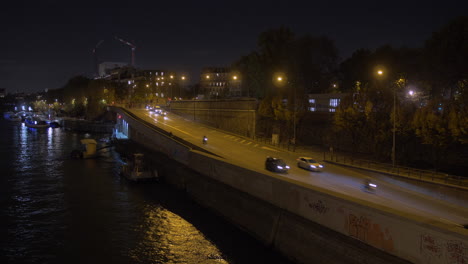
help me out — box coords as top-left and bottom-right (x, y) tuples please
(130, 205), (227, 263)
(1, 121), (292, 264)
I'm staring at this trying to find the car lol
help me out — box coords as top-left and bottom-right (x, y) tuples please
(297, 157), (324, 172)
(265, 157), (290, 173)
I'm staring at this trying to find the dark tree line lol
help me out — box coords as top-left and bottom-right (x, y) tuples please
(332, 16), (468, 172)
(233, 16), (467, 173)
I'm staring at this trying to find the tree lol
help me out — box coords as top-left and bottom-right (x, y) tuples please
(412, 100), (453, 168)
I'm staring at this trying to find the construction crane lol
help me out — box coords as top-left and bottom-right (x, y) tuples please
(115, 36), (136, 67)
(93, 40), (104, 77)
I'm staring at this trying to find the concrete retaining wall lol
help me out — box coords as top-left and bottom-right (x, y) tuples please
(187, 151), (468, 264)
(61, 118), (114, 133)
(113, 107), (468, 264)
(168, 99), (257, 138)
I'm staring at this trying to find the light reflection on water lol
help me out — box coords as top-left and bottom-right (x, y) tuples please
(129, 206), (227, 264)
(0, 120), (292, 264)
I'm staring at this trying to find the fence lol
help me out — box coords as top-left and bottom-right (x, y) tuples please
(255, 136), (297, 151)
(323, 152), (468, 188)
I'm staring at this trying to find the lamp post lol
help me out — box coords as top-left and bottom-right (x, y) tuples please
(274, 74), (296, 151)
(392, 81), (396, 168)
(377, 69), (396, 167)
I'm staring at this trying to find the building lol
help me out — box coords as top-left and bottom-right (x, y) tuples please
(0, 88), (5, 98)
(102, 66), (187, 104)
(200, 67), (242, 98)
(98, 62), (128, 77)
(307, 93), (349, 112)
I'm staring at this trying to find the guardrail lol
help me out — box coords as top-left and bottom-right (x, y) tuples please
(323, 152), (468, 188)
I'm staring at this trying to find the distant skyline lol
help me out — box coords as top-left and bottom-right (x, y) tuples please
(1, 1), (467, 93)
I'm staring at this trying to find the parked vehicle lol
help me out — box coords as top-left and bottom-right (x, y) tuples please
(297, 157), (324, 172)
(265, 157), (290, 173)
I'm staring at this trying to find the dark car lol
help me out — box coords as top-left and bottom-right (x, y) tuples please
(265, 157), (290, 173)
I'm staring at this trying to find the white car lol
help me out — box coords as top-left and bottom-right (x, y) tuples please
(297, 157), (324, 172)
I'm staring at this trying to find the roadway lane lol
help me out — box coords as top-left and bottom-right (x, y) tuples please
(130, 108), (468, 228)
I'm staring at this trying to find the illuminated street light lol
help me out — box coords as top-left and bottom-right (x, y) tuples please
(206, 75), (210, 79)
(273, 73), (296, 151)
(233, 75), (238, 80)
(376, 68), (398, 168)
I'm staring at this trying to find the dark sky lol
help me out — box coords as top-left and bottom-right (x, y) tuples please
(1, 1), (466, 93)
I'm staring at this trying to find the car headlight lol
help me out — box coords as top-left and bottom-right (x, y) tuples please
(319, 165), (324, 168)
(277, 166), (283, 169)
(285, 166), (290, 169)
(310, 165), (316, 168)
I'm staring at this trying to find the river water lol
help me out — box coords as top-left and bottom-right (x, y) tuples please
(0, 119), (292, 264)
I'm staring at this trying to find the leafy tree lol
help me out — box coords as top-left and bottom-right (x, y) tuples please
(412, 100), (453, 168)
(32, 100), (48, 113)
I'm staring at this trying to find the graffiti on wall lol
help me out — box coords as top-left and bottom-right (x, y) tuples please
(345, 213), (394, 253)
(420, 234), (468, 264)
(305, 198), (329, 215)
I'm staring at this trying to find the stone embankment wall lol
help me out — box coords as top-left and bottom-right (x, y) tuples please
(60, 118), (114, 133)
(168, 99), (257, 138)
(112, 106), (468, 264)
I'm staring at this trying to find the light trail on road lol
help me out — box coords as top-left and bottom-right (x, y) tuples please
(133, 108), (468, 228)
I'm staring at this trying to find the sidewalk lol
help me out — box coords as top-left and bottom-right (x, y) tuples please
(322, 151), (468, 189)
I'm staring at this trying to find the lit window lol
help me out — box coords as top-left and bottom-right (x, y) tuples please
(309, 107), (316, 112)
(330, 98), (340, 107)
(329, 108), (336, 112)
(309, 99), (315, 104)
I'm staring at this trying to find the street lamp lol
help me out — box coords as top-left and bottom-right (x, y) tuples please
(273, 73), (296, 151)
(376, 69), (397, 168)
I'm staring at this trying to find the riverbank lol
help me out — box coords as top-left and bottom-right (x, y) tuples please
(60, 117), (114, 133)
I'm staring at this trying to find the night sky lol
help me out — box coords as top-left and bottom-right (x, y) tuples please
(1, 1), (466, 94)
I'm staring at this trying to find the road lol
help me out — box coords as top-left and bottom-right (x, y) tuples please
(130, 108), (468, 228)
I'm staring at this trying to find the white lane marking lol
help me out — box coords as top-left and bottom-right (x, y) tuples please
(240, 140), (246, 143)
(144, 113), (192, 136)
(246, 142), (252, 145)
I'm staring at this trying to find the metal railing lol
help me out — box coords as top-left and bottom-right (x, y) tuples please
(323, 152), (468, 188)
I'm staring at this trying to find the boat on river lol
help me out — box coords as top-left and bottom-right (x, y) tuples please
(24, 116), (49, 128)
(120, 153), (159, 181)
(70, 139), (98, 159)
(70, 138), (113, 159)
(6, 113), (22, 121)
